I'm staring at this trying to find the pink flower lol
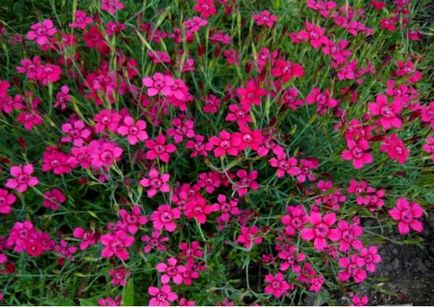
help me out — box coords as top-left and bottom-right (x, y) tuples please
(151, 205), (181, 232)
(167, 118), (195, 143)
(69, 10), (93, 29)
(388, 197), (424, 234)
(338, 255), (367, 283)
(145, 134), (177, 163)
(100, 230), (135, 261)
(101, 0), (124, 14)
(368, 94), (403, 130)
(94, 109), (122, 133)
(185, 135), (213, 157)
(42, 188), (66, 210)
(341, 139), (373, 169)
(117, 205), (148, 234)
(156, 257), (186, 285)
(358, 246), (381, 273)
(306, 88), (338, 114)
(184, 196), (219, 224)
(336, 220), (363, 252)
(148, 285), (178, 306)
(300, 212), (341, 251)
(117, 116), (148, 145)
(208, 130), (241, 157)
(140, 169), (171, 198)
(306, 0), (337, 17)
(237, 125), (264, 151)
(237, 225), (263, 249)
(61, 120), (92, 146)
(225, 104), (252, 126)
(237, 80), (267, 107)
(420, 101), (434, 129)
(141, 231), (169, 253)
(264, 273), (293, 298)
(379, 134), (409, 164)
(73, 227), (98, 250)
(269, 152), (301, 177)
(233, 169), (260, 197)
(281, 205), (307, 236)
(98, 296), (121, 306)
(351, 294), (369, 306)
(54, 85), (71, 110)
(252, 11), (278, 28)
(0, 188), (16, 215)
(271, 60), (304, 83)
(214, 194), (240, 223)
(6, 164), (39, 193)
(26, 19), (57, 46)
(88, 140), (123, 169)
(108, 267), (130, 286)
(142, 73), (174, 97)
(194, 0), (217, 19)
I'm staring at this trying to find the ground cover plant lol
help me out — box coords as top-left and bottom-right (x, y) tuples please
(0, 0), (433, 305)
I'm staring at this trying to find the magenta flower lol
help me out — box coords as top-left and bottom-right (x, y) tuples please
(148, 285), (178, 306)
(233, 169), (260, 197)
(73, 227), (98, 250)
(101, 0), (124, 14)
(208, 130), (241, 157)
(338, 255), (367, 283)
(335, 220), (363, 252)
(145, 134), (177, 163)
(423, 136), (434, 162)
(341, 139), (373, 169)
(236, 79), (267, 107)
(281, 205), (307, 236)
(0, 188), (16, 215)
(61, 120), (92, 146)
(140, 169), (171, 198)
(151, 205), (181, 232)
(237, 225), (263, 249)
(141, 231), (169, 253)
(42, 188), (66, 210)
(300, 212), (341, 251)
(69, 10), (93, 29)
(100, 230), (135, 261)
(264, 273), (293, 298)
(193, 0), (217, 19)
(379, 133), (409, 164)
(6, 164), (39, 193)
(93, 109), (121, 133)
(184, 197), (219, 224)
(388, 197), (424, 234)
(118, 205), (148, 234)
(88, 140), (123, 169)
(142, 73), (174, 97)
(368, 94), (403, 130)
(108, 267), (130, 287)
(252, 11), (278, 28)
(156, 257), (186, 285)
(26, 19), (57, 46)
(271, 60), (304, 83)
(358, 246), (381, 273)
(117, 116), (148, 145)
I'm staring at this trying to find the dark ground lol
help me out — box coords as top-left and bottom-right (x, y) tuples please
(371, 212), (434, 305)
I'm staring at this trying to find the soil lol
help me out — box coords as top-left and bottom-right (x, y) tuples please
(371, 212), (434, 305)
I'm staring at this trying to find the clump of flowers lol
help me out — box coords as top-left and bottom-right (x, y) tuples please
(0, 0), (431, 305)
